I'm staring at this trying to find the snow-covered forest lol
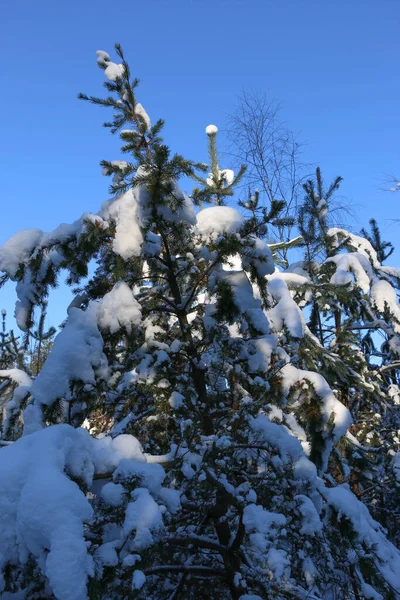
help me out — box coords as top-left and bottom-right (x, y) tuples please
(0, 45), (399, 600)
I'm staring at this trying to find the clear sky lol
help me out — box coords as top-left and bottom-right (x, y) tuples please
(1, 0), (399, 330)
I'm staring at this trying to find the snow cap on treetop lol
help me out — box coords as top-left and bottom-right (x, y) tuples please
(205, 124), (218, 136)
(96, 50), (110, 67)
(96, 49), (125, 82)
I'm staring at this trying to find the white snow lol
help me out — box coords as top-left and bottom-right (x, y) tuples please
(0, 369), (31, 388)
(320, 483), (400, 592)
(205, 124), (218, 135)
(0, 426), (95, 600)
(0, 369), (32, 436)
(94, 434), (146, 474)
(247, 335), (278, 373)
(99, 187), (149, 260)
(96, 50), (110, 66)
(0, 229), (43, 278)
(371, 280), (400, 333)
(249, 413), (306, 465)
(196, 206), (244, 240)
(100, 482), (125, 507)
(104, 62), (125, 82)
(206, 168), (235, 189)
(328, 228), (380, 267)
(280, 364), (352, 443)
(220, 169), (235, 185)
(26, 305), (108, 432)
(243, 504), (286, 535)
(326, 253), (372, 294)
(123, 488), (163, 550)
(267, 275), (305, 338)
(132, 569), (146, 590)
(242, 237), (275, 277)
(392, 453), (400, 483)
(102, 159), (129, 179)
(266, 547), (290, 582)
(96, 282), (142, 334)
(143, 231), (162, 256)
(169, 391), (185, 409)
(157, 181), (197, 225)
(95, 541), (119, 569)
(0, 215), (103, 330)
(218, 270), (270, 334)
(295, 494), (322, 536)
(0, 424), (162, 599)
(134, 103), (151, 130)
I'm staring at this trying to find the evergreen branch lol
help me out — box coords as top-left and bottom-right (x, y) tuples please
(143, 565), (228, 578)
(268, 235), (303, 251)
(167, 534), (226, 552)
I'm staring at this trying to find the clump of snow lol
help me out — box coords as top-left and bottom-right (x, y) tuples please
(157, 181), (197, 225)
(95, 541), (119, 570)
(143, 231), (162, 256)
(196, 206), (244, 240)
(26, 305), (108, 433)
(96, 50), (110, 66)
(243, 504), (286, 535)
(169, 391), (185, 409)
(266, 547), (290, 582)
(0, 369), (32, 436)
(392, 453), (400, 483)
(0, 424), (161, 599)
(0, 425), (95, 600)
(267, 275), (305, 338)
(326, 253), (372, 294)
(132, 569), (146, 590)
(295, 494), (322, 536)
(220, 168), (234, 185)
(114, 459), (165, 496)
(0, 215), (103, 331)
(388, 384), (400, 406)
(93, 434), (146, 474)
(109, 434), (145, 462)
(123, 488), (164, 550)
(104, 62), (125, 82)
(328, 228), (380, 267)
(102, 160), (129, 181)
(247, 335), (278, 373)
(320, 483), (400, 591)
(205, 124), (218, 135)
(96, 282), (142, 334)
(101, 482), (125, 507)
(0, 229), (43, 278)
(134, 103), (151, 130)
(99, 187), (149, 260)
(206, 168), (235, 189)
(371, 280), (400, 333)
(242, 237), (275, 277)
(281, 364), (352, 443)
(250, 413), (305, 466)
(0, 369), (31, 388)
(213, 269), (271, 335)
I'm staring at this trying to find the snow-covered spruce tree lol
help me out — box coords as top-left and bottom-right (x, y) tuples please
(295, 169), (400, 545)
(0, 46), (399, 600)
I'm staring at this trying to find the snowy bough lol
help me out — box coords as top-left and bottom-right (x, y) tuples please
(0, 45), (399, 600)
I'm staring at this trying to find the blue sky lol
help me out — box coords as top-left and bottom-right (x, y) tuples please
(1, 0), (399, 330)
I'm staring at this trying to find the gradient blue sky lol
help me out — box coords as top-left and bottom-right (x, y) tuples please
(1, 0), (399, 330)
